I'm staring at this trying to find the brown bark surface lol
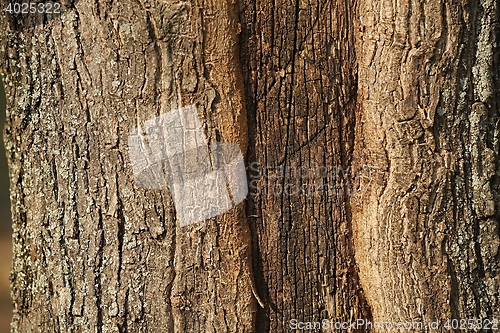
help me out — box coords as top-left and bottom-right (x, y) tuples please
(239, 0), (371, 331)
(0, 0), (499, 332)
(1, 1), (255, 332)
(353, 0), (500, 328)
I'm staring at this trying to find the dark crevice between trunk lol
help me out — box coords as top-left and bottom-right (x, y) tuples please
(239, 0), (373, 330)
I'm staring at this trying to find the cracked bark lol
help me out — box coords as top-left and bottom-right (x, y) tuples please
(1, 0), (499, 332)
(239, 0), (372, 331)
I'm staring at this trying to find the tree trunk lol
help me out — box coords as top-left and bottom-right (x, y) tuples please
(1, 0), (499, 333)
(353, 0), (500, 327)
(1, 1), (255, 332)
(239, 0), (372, 331)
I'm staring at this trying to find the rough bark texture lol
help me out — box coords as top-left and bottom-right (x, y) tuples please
(1, 1), (255, 332)
(353, 0), (500, 329)
(239, 0), (372, 331)
(1, 0), (499, 332)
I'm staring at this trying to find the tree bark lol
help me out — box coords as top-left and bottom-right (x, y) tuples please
(1, 0), (499, 332)
(353, 0), (500, 327)
(239, 0), (372, 331)
(1, 1), (255, 332)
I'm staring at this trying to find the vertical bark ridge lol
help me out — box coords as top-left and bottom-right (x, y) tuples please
(353, 0), (500, 328)
(1, 0), (255, 331)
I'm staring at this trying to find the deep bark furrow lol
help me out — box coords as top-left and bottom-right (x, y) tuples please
(240, 0), (371, 331)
